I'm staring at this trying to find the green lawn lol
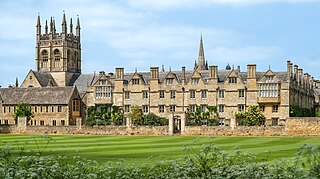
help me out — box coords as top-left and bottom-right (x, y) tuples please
(0, 134), (319, 165)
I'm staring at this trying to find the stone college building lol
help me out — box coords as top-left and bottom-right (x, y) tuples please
(0, 14), (317, 126)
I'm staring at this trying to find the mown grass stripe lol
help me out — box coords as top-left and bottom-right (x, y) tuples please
(0, 134), (319, 165)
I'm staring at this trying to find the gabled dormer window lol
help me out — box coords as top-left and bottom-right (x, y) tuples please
(266, 76), (274, 82)
(229, 77), (237, 83)
(98, 80), (106, 85)
(132, 79), (139, 85)
(166, 78), (174, 85)
(191, 78), (199, 85)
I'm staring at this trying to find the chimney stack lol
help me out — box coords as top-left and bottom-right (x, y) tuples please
(294, 65), (298, 80)
(297, 68), (303, 85)
(209, 66), (218, 79)
(150, 67), (159, 80)
(247, 64), (256, 79)
(115, 68), (124, 80)
(182, 66), (186, 80)
(287, 60), (293, 80)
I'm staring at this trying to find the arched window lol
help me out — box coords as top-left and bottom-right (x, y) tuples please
(53, 49), (61, 68)
(74, 51), (77, 69)
(66, 50), (70, 68)
(41, 50), (48, 69)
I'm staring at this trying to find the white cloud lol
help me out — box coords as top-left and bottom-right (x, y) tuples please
(127, 0), (318, 10)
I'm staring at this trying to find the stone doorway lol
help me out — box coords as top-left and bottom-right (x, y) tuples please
(173, 115), (181, 134)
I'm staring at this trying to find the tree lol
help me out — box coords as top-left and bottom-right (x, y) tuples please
(187, 105), (219, 126)
(14, 103), (33, 124)
(127, 105), (143, 126)
(235, 105), (265, 126)
(108, 106), (123, 125)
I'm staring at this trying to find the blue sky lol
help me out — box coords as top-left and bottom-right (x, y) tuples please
(1, 0), (320, 87)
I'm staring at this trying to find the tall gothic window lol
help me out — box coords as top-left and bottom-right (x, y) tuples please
(67, 50), (71, 69)
(41, 50), (48, 69)
(54, 49), (61, 68)
(74, 51), (77, 69)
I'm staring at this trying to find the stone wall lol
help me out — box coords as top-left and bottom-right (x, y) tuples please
(184, 126), (285, 136)
(0, 125), (169, 135)
(285, 117), (320, 136)
(0, 117), (319, 136)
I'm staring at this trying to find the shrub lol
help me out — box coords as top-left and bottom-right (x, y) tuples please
(1, 136), (320, 178)
(290, 106), (315, 117)
(86, 105), (123, 126)
(143, 113), (168, 126)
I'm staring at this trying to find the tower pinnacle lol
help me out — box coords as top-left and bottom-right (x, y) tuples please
(36, 15), (41, 35)
(76, 15), (81, 38)
(70, 18), (73, 34)
(45, 20), (48, 34)
(62, 11), (67, 33)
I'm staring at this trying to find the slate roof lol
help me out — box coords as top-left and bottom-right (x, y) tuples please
(73, 74), (100, 94)
(32, 70), (57, 87)
(73, 70), (289, 93)
(0, 86), (77, 105)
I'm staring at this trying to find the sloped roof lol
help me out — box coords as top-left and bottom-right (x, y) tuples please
(74, 73), (100, 93)
(73, 69), (289, 93)
(0, 86), (77, 105)
(32, 70), (57, 87)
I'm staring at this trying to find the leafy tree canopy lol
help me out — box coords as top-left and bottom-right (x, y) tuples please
(14, 103), (33, 123)
(127, 105), (143, 125)
(236, 105), (265, 126)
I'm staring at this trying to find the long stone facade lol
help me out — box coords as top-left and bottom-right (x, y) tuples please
(79, 60), (315, 126)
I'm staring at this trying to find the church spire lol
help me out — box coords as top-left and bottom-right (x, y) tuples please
(197, 34), (206, 70)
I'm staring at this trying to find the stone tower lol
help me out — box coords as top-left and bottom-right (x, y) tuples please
(35, 13), (81, 86)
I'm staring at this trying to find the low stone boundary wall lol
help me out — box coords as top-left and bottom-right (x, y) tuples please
(0, 125), (169, 135)
(285, 117), (320, 136)
(0, 117), (319, 136)
(184, 126), (285, 136)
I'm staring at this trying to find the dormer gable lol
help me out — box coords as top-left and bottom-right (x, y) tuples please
(187, 70), (206, 85)
(47, 79), (55, 87)
(162, 71), (179, 85)
(93, 73), (113, 86)
(259, 70), (279, 83)
(225, 70), (240, 84)
(129, 72), (145, 85)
